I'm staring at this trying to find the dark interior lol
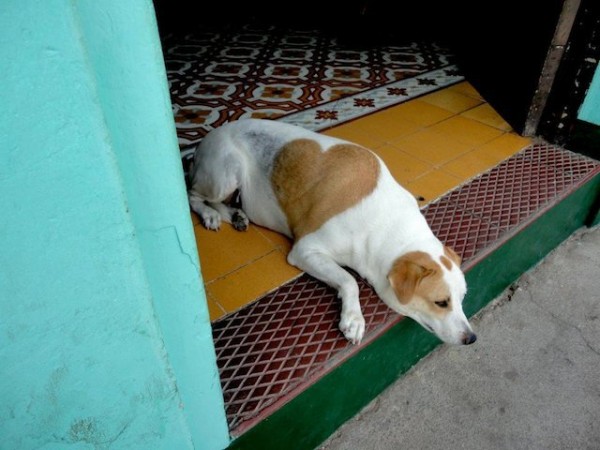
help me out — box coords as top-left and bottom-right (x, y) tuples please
(152, 0), (564, 135)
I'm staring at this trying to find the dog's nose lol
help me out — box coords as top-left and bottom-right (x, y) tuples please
(462, 332), (477, 345)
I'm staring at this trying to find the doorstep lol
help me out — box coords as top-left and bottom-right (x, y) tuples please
(212, 142), (600, 450)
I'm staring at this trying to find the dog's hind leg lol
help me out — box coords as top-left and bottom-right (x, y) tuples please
(189, 190), (249, 232)
(206, 200), (249, 231)
(188, 149), (250, 231)
(288, 246), (365, 344)
(188, 190), (223, 231)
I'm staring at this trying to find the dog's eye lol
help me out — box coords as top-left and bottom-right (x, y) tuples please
(435, 299), (449, 308)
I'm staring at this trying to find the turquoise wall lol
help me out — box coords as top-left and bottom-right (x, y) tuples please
(579, 64), (600, 126)
(0, 1), (229, 449)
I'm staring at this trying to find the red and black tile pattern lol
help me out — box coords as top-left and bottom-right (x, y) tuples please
(163, 23), (455, 147)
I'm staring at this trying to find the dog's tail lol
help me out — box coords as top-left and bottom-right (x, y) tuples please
(180, 144), (196, 160)
(180, 143), (197, 188)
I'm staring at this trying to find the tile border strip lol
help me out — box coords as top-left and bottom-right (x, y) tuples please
(277, 65), (464, 132)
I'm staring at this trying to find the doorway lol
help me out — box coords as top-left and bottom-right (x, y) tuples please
(151, 0), (600, 438)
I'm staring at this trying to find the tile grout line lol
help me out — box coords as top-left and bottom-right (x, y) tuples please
(199, 225), (284, 284)
(423, 151), (523, 217)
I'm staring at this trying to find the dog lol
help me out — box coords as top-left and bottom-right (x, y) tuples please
(188, 118), (477, 346)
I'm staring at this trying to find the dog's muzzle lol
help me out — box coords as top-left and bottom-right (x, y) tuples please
(461, 331), (477, 345)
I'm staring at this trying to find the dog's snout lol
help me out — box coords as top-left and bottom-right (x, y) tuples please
(462, 332), (477, 345)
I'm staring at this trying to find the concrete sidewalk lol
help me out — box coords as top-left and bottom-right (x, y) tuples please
(320, 225), (600, 450)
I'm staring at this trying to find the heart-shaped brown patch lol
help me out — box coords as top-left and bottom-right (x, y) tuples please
(272, 138), (380, 239)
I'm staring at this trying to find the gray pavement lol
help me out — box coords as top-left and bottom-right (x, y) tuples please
(320, 225), (600, 450)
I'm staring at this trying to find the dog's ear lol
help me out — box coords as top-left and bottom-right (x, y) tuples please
(388, 252), (436, 304)
(444, 246), (462, 266)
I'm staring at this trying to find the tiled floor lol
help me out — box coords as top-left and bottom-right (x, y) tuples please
(191, 81), (532, 321)
(163, 24), (456, 147)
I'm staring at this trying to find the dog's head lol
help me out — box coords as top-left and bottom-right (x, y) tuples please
(387, 247), (476, 345)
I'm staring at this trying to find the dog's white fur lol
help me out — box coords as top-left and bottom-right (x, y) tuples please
(189, 119), (476, 345)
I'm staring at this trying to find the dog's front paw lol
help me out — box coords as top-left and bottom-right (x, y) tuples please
(201, 209), (222, 231)
(339, 311), (365, 345)
(231, 210), (249, 232)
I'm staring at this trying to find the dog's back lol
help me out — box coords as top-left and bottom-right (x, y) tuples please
(189, 119), (359, 236)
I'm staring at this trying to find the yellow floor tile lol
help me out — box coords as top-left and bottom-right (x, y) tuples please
(406, 170), (462, 206)
(420, 89), (483, 113)
(321, 122), (386, 149)
(194, 221), (276, 282)
(443, 133), (532, 179)
(460, 103), (512, 131)
(373, 100), (455, 127)
(442, 150), (497, 180)
(448, 81), (483, 100)
(349, 114), (423, 141)
(206, 293), (227, 322)
(390, 128), (475, 166)
(207, 250), (302, 315)
(374, 144), (432, 185)
(429, 116), (505, 147)
(475, 132), (532, 157)
(255, 225), (293, 254)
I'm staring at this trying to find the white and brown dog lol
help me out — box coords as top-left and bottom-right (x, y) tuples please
(188, 119), (477, 346)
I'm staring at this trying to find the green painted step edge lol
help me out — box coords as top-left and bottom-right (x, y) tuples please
(228, 172), (600, 450)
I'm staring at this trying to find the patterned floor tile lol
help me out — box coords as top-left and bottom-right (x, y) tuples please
(163, 23), (460, 155)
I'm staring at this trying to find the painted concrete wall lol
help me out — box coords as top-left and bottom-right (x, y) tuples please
(579, 64), (600, 125)
(0, 1), (229, 449)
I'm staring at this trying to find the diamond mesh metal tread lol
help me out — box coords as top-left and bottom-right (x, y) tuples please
(212, 273), (395, 434)
(212, 143), (600, 435)
(425, 143), (600, 265)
